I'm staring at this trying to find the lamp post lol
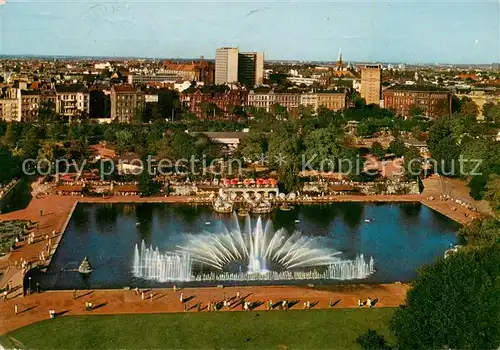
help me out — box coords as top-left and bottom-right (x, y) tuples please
(28, 277), (31, 296)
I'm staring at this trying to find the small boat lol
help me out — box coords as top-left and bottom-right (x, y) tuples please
(294, 219), (300, 223)
(136, 222), (141, 227)
(364, 219), (371, 223)
(78, 256), (93, 275)
(280, 205), (292, 211)
(205, 221), (211, 225)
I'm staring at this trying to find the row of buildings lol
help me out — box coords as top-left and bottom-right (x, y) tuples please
(180, 88), (348, 118)
(126, 48), (264, 89)
(0, 81), (454, 122)
(0, 83), (90, 121)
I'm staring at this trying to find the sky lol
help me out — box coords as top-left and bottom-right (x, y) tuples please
(0, 0), (498, 64)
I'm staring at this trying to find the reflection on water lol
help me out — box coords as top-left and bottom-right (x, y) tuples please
(42, 202), (460, 289)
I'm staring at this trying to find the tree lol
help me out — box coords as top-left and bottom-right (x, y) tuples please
(434, 99), (451, 118)
(267, 126), (302, 191)
(2, 122), (23, 148)
(485, 174), (500, 218)
(0, 145), (15, 185)
(19, 126), (41, 160)
(138, 166), (160, 197)
(409, 105), (425, 118)
(200, 102), (219, 120)
(171, 132), (198, 160)
(267, 73), (291, 87)
(458, 97), (479, 118)
(303, 127), (343, 171)
(428, 119), (461, 175)
(239, 132), (268, 162)
(279, 156), (301, 193)
(115, 130), (133, 154)
(391, 244), (500, 349)
(133, 106), (146, 124)
(483, 102), (500, 124)
(403, 146), (422, 179)
(39, 100), (58, 123)
(388, 138), (406, 157)
(458, 218), (500, 247)
(37, 141), (59, 173)
(355, 329), (391, 350)
(370, 141), (386, 159)
(270, 103), (288, 120)
(468, 174), (489, 200)
(46, 122), (65, 141)
(66, 138), (89, 162)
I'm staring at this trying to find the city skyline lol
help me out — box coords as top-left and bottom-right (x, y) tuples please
(0, 0), (499, 64)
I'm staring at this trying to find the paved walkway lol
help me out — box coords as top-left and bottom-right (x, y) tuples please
(0, 284), (409, 335)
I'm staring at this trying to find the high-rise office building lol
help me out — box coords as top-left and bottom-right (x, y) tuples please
(360, 65), (381, 105)
(238, 52), (264, 87)
(215, 48), (239, 84)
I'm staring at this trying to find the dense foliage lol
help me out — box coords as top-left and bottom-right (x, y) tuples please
(391, 244), (500, 349)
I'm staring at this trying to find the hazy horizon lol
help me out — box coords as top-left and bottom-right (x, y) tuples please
(0, 0), (499, 64)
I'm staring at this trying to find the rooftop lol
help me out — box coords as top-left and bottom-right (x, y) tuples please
(20, 90), (40, 96)
(385, 85), (450, 92)
(191, 131), (250, 139)
(56, 84), (88, 93)
(112, 84), (138, 93)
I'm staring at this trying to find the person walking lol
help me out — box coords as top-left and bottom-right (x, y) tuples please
(180, 293), (184, 303)
(150, 293), (153, 302)
(14, 304), (18, 315)
(141, 292), (145, 300)
(40, 210), (43, 216)
(73, 289), (77, 299)
(173, 285), (176, 292)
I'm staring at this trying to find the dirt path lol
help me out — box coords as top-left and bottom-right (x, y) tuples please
(0, 283), (409, 335)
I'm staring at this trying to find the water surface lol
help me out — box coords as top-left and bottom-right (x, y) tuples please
(41, 202), (459, 289)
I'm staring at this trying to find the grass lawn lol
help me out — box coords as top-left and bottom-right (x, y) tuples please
(0, 308), (395, 349)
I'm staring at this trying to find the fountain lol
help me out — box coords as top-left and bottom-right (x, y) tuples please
(132, 214), (375, 282)
(132, 241), (192, 282)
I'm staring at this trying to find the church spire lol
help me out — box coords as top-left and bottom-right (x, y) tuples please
(336, 48), (344, 71)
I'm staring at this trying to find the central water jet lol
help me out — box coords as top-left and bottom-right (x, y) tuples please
(178, 214), (343, 273)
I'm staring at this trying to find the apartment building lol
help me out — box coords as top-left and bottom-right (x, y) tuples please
(162, 60), (215, 85)
(361, 65), (381, 105)
(0, 87), (20, 121)
(56, 84), (90, 118)
(180, 88), (248, 119)
(128, 73), (178, 85)
(316, 92), (346, 111)
(248, 90), (346, 113)
(0, 99), (20, 122)
(247, 91), (301, 113)
(110, 85), (145, 122)
(383, 85), (451, 118)
(238, 52), (264, 87)
(19, 90), (40, 121)
(215, 48), (239, 84)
